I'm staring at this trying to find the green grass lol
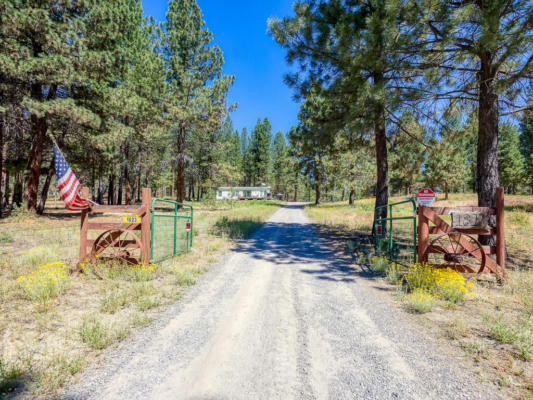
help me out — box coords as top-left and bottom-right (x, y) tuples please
(212, 215), (264, 239)
(138, 297), (161, 311)
(172, 268), (196, 287)
(100, 288), (128, 314)
(78, 316), (112, 350)
(0, 356), (25, 397)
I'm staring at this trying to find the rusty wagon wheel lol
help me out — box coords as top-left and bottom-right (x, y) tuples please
(424, 232), (486, 276)
(90, 229), (143, 279)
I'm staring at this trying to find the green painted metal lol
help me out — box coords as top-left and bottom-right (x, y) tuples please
(374, 198), (417, 267)
(150, 198), (193, 263)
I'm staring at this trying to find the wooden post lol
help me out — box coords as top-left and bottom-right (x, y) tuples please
(417, 206), (429, 263)
(79, 187), (90, 263)
(141, 188), (152, 263)
(496, 187), (506, 277)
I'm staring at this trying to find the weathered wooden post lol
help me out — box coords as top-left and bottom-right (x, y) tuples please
(141, 187), (152, 263)
(495, 187), (506, 277)
(417, 206), (429, 263)
(79, 187), (90, 263)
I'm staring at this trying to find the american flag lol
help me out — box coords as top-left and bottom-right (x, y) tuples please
(53, 144), (95, 210)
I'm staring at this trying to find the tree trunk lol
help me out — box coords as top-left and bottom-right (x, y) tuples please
(293, 171), (298, 202)
(37, 157), (55, 215)
(108, 174), (115, 205)
(373, 100), (389, 228)
(176, 125), (186, 203)
(124, 143), (132, 205)
(445, 182), (449, 200)
(349, 188), (356, 205)
(3, 170), (9, 212)
(477, 55), (499, 245)
(172, 165), (176, 199)
(117, 167), (123, 205)
(97, 174), (105, 205)
(13, 171), (23, 206)
(0, 114), (4, 216)
(23, 115), (47, 211)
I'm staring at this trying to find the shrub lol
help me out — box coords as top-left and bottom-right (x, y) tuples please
(405, 263), (474, 304)
(16, 262), (69, 309)
(370, 256), (388, 273)
(406, 288), (437, 313)
(138, 297), (161, 311)
(78, 316), (111, 350)
(8, 203), (35, 222)
(172, 267), (196, 287)
(486, 316), (519, 344)
(100, 289), (128, 313)
(386, 262), (402, 284)
(0, 231), (14, 244)
(127, 263), (157, 282)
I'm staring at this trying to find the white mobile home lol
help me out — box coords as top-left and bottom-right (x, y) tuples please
(216, 187), (272, 201)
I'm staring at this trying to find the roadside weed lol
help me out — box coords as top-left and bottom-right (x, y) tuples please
(37, 353), (84, 392)
(128, 263), (158, 282)
(78, 316), (112, 350)
(406, 288), (437, 313)
(138, 297), (161, 311)
(484, 314), (519, 344)
(370, 256), (388, 273)
(0, 231), (14, 243)
(100, 288), (128, 313)
(172, 267), (196, 287)
(16, 262), (69, 309)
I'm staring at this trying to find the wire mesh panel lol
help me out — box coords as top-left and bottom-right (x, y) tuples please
(150, 199), (193, 263)
(374, 199), (417, 267)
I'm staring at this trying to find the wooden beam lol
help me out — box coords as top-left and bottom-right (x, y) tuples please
(79, 187), (90, 264)
(428, 226), (495, 235)
(417, 206), (429, 263)
(496, 187), (506, 277)
(428, 206), (496, 215)
(89, 205), (145, 214)
(87, 222), (141, 231)
(141, 188), (152, 263)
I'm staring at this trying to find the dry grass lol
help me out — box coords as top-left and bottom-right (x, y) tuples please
(0, 200), (280, 398)
(305, 193), (533, 400)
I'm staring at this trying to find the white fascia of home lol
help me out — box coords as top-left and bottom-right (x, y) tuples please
(216, 187), (272, 200)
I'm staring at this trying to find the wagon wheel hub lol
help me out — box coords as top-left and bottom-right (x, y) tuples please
(424, 232), (486, 275)
(444, 253), (463, 263)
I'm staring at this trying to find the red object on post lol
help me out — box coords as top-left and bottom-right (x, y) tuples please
(416, 188), (436, 206)
(186, 221), (191, 232)
(376, 224), (382, 235)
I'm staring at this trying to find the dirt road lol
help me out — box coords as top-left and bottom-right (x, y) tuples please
(67, 204), (500, 400)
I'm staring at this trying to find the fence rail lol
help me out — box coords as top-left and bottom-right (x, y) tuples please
(150, 198), (193, 264)
(374, 198), (417, 267)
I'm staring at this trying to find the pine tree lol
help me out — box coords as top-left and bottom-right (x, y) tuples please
(271, 130), (290, 196)
(499, 122), (525, 194)
(249, 118), (272, 186)
(419, 0), (533, 209)
(163, 0), (234, 203)
(520, 110), (533, 194)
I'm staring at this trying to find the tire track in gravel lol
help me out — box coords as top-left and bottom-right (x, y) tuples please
(65, 204), (502, 400)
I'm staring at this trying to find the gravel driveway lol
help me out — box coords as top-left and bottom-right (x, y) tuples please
(66, 204), (501, 400)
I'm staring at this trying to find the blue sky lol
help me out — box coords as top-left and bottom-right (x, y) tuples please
(142, 0), (299, 136)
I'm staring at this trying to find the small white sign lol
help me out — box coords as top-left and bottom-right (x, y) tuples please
(417, 188), (436, 206)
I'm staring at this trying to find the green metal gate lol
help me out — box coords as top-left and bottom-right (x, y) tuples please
(150, 199), (193, 263)
(374, 198), (417, 267)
